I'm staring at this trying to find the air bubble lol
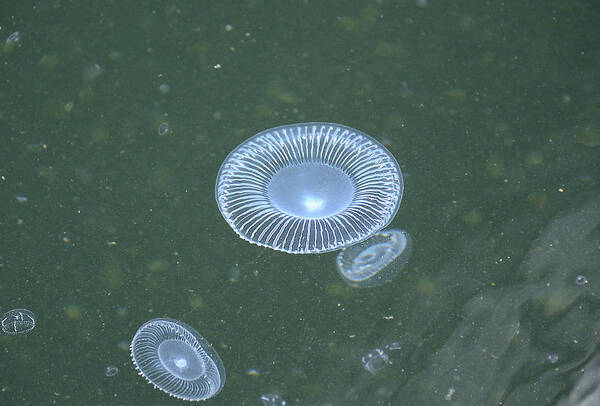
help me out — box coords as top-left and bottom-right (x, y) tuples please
(361, 348), (389, 374)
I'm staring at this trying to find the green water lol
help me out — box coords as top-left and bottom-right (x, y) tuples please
(1, 1), (599, 405)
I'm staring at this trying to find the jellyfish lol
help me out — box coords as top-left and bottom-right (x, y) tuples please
(1, 308), (36, 335)
(336, 229), (412, 288)
(361, 342), (402, 374)
(130, 318), (225, 401)
(260, 393), (287, 405)
(215, 122), (404, 254)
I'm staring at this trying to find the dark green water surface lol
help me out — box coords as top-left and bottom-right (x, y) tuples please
(1, 1), (599, 405)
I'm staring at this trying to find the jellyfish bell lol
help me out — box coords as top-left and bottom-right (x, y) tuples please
(1, 308), (36, 335)
(336, 229), (412, 288)
(130, 318), (225, 401)
(158, 338), (205, 380)
(215, 122), (404, 254)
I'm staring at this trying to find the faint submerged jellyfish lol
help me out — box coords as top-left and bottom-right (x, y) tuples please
(158, 121), (169, 135)
(260, 393), (287, 405)
(361, 342), (402, 374)
(215, 122), (404, 254)
(105, 365), (119, 377)
(6, 31), (21, 44)
(336, 229), (412, 288)
(130, 318), (225, 401)
(546, 353), (559, 364)
(1, 308), (36, 335)
(361, 348), (389, 374)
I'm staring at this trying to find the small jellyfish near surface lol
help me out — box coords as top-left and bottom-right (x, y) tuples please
(337, 229), (412, 288)
(82, 63), (104, 82)
(130, 318), (225, 401)
(215, 123), (404, 254)
(546, 353), (559, 364)
(158, 122), (169, 135)
(6, 31), (21, 44)
(158, 83), (170, 94)
(444, 387), (456, 401)
(260, 393), (287, 406)
(4, 32), (21, 51)
(1, 309), (36, 335)
(105, 366), (119, 377)
(361, 343), (401, 374)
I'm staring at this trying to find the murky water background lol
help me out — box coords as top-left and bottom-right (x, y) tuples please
(1, 1), (599, 405)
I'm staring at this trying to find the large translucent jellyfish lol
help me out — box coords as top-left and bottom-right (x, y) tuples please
(216, 122), (404, 254)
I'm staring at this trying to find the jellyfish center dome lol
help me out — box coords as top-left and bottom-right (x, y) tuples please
(267, 163), (355, 219)
(351, 243), (394, 275)
(158, 339), (205, 381)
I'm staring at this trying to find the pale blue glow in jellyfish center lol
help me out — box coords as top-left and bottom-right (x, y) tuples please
(267, 163), (355, 219)
(157, 339), (205, 381)
(350, 243), (395, 277)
